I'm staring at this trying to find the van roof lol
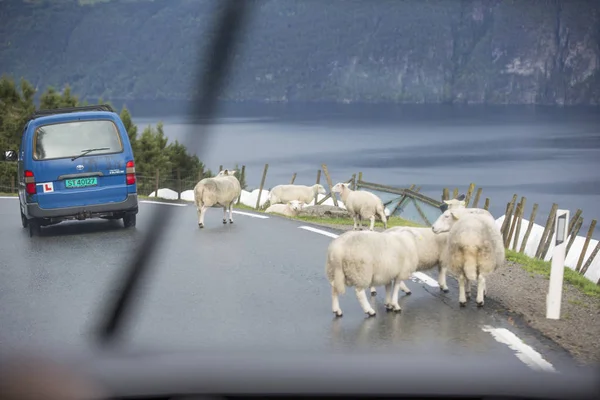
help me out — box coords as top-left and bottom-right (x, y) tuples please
(25, 105), (121, 130)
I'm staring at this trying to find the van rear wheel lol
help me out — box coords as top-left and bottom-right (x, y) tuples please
(21, 211), (28, 228)
(123, 214), (136, 228)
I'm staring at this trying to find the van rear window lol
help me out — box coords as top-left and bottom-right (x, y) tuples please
(33, 120), (124, 160)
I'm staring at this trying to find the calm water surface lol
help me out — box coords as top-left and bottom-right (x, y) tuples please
(124, 102), (600, 238)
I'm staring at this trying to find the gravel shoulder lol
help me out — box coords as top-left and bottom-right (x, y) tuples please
(293, 216), (600, 367)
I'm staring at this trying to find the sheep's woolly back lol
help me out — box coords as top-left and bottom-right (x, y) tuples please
(194, 175), (241, 208)
(385, 226), (449, 271)
(441, 214), (505, 279)
(325, 230), (419, 295)
(338, 186), (385, 219)
(269, 184), (325, 205)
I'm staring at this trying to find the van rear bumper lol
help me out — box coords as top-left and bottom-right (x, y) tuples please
(26, 194), (138, 219)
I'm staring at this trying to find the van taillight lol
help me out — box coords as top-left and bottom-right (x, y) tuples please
(24, 170), (36, 195)
(126, 161), (136, 185)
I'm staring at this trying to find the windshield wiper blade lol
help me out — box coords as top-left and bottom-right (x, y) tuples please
(71, 147), (110, 161)
(94, 0), (254, 347)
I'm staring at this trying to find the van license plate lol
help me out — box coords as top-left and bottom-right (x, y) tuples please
(65, 177), (98, 188)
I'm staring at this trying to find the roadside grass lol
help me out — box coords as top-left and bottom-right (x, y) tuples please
(0, 192), (17, 196)
(505, 249), (600, 299)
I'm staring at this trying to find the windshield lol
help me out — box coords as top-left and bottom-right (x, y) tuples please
(33, 120), (123, 160)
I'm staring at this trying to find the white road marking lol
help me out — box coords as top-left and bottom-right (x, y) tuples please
(0, 196), (18, 199)
(232, 210), (269, 219)
(297, 226), (441, 288)
(482, 325), (557, 373)
(140, 200), (187, 207)
(411, 272), (440, 288)
(298, 226), (340, 238)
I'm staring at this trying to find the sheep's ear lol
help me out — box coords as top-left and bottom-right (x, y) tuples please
(443, 200), (451, 205)
(451, 211), (460, 220)
(456, 194), (466, 201)
(440, 203), (448, 213)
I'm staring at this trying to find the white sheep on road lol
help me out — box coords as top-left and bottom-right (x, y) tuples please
(331, 182), (387, 231)
(268, 184), (326, 206)
(265, 200), (304, 217)
(325, 229), (419, 317)
(368, 199), (496, 297)
(432, 210), (505, 307)
(193, 169), (242, 228)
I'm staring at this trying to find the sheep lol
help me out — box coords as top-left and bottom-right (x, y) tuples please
(431, 209), (505, 308)
(268, 184), (326, 207)
(265, 200), (304, 217)
(367, 201), (496, 297)
(325, 229), (419, 317)
(331, 182), (387, 231)
(193, 168), (242, 228)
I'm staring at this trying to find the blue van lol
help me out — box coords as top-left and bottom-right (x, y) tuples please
(3, 104), (139, 236)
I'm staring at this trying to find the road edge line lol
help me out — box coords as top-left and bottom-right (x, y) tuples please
(481, 325), (557, 373)
(140, 200), (187, 207)
(232, 210), (269, 219)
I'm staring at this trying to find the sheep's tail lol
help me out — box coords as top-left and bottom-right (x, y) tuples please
(333, 266), (346, 295)
(462, 245), (479, 281)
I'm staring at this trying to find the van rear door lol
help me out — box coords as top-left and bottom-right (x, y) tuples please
(31, 119), (130, 210)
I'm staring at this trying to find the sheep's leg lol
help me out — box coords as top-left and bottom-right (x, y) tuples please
(331, 284), (343, 317)
(384, 282), (393, 310)
(389, 280), (403, 313)
(352, 216), (358, 231)
(222, 207), (227, 224)
(370, 286), (377, 296)
(357, 216), (363, 230)
(228, 202), (234, 223)
(466, 280), (472, 300)
(198, 205), (208, 228)
(458, 274), (467, 307)
(438, 265), (449, 293)
(355, 288), (376, 317)
(368, 215), (375, 231)
(476, 275), (486, 307)
(397, 280), (411, 295)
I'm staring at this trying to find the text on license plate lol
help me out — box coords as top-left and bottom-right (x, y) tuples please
(65, 177), (98, 189)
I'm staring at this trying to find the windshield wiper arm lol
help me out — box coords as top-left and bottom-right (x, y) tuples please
(71, 147), (110, 161)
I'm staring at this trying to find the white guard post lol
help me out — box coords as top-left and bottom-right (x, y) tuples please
(546, 209), (569, 320)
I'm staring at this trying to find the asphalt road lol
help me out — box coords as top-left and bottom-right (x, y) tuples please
(0, 197), (578, 374)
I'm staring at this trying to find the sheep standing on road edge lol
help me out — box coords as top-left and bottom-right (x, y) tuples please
(432, 210), (505, 307)
(193, 169), (242, 228)
(268, 184), (326, 207)
(265, 200), (304, 217)
(326, 230), (419, 317)
(331, 182), (387, 231)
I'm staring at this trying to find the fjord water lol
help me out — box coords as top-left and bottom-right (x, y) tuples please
(127, 101), (600, 238)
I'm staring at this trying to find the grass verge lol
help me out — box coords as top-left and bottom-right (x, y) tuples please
(505, 249), (600, 298)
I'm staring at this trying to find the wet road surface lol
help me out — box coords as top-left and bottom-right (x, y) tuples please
(0, 197), (578, 373)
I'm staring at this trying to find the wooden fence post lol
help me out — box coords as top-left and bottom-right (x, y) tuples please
(255, 164), (269, 210)
(442, 188), (449, 201)
(464, 183), (476, 207)
(452, 188), (459, 198)
(219, 165), (223, 172)
(314, 169), (321, 205)
(535, 203), (558, 259)
(483, 198), (490, 210)
(177, 169), (181, 200)
(509, 197), (526, 251)
(154, 169), (159, 197)
(519, 203), (538, 254)
(580, 241), (600, 276)
(565, 216), (583, 258)
(290, 173), (297, 184)
(472, 188), (482, 208)
(321, 164), (338, 207)
(576, 219), (597, 273)
(237, 165), (246, 204)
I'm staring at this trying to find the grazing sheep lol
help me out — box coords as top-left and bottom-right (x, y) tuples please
(331, 182), (387, 231)
(431, 210), (505, 307)
(325, 229), (419, 317)
(193, 169), (242, 228)
(268, 184), (326, 206)
(265, 200), (304, 217)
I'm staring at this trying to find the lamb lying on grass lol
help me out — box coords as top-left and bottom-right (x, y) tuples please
(325, 229), (419, 317)
(432, 209), (505, 307)
(193, 169), (242, 229)
(268, 184), (326, 206)
(331, 182), (387, 231)
(265, 200), (304, 217)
